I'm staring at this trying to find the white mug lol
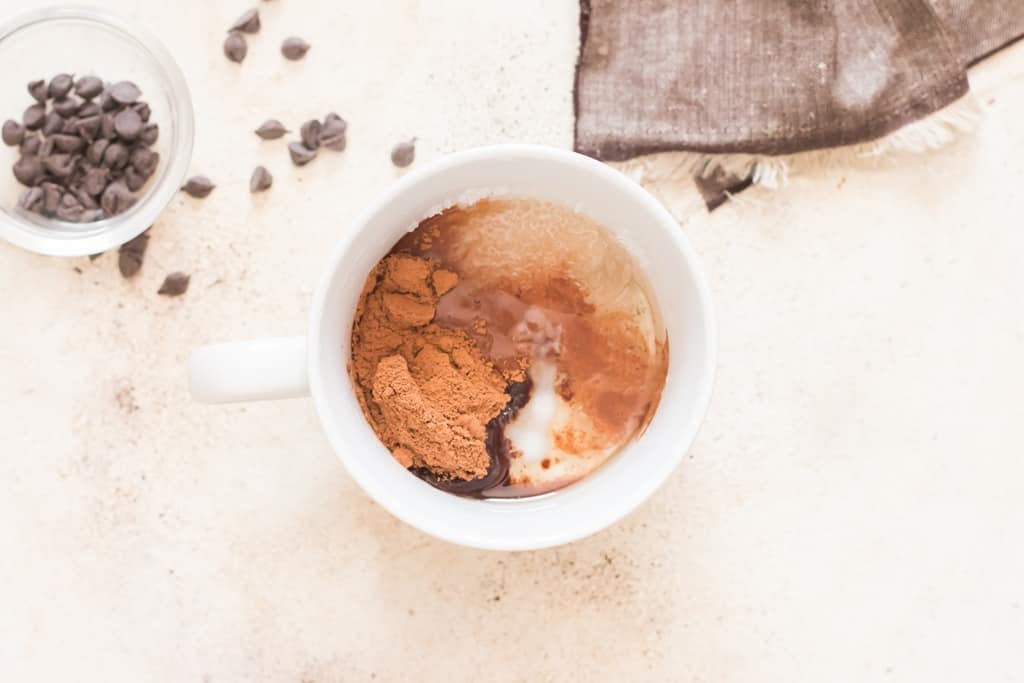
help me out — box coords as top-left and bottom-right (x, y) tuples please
(189, 144), (716, 550)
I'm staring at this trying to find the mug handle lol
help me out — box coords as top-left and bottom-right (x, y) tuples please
(189, 336), (309, 403)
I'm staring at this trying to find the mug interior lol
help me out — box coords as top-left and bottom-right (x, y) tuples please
(309, 145), (715, 550)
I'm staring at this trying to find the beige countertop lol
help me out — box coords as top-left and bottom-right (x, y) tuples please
(1, 1), (1023, 681)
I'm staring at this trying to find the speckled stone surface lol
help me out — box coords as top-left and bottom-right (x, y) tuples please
(1, 2), (1023, 681)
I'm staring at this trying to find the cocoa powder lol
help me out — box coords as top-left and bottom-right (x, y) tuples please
(350, 254), (511, 480)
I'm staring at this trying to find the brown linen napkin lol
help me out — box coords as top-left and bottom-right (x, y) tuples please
(575, 0), (1024, 162)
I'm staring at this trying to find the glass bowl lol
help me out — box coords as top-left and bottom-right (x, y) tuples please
(0, 6), (193, 257)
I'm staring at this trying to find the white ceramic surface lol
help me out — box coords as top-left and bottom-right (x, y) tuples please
(190, 144), (716, 550)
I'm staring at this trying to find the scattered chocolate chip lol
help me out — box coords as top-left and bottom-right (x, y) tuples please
(100, 180), (134, 216)
(82, 167), (109, 196)
(255, 119), (288, 139)
(74, 76), (104, 100)
(300, 119), (322, 149)
(38, 137), (55, 158)
(249, 165), (272, 193)
(23, 104), (45, 130)
(20, 134), (41, 156)
(320, 113), (347, 151)
(102, 142), (130, 169)
(229, 8), (261, 33)
(113, 108), (142, 141)
(86, 138), (109, 165)
(77, 100), (101, 118)
(47, 74), (74, 100)
(53, 97), (80, 118)
(181, 175), (215, 198)
(158, 272), (190, 296)
(138, 123), (159, 146)
(118, 231), (149, 278)
(287, 141), (316, 166)
(2, 119), (23, 146)
(109, 81), (142, 105)
(390, 139), (416, 167)
(224, 32), (248, 63)
(28, 79), (47, 104)
(76, 115), (101, 141)
(130, 147), (159, 177)
(17, 186), (43, 211)
(61, 117), (80, 135)
(51, 133), (84, 153)
(13, 156), (42, 185)
(281, 36), (310, 60)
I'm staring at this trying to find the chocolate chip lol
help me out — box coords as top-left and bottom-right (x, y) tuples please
(131, 101), (151, 123)
(287, 141), (316, 166)
(48, 74), (74, 100)
(53, 98), (80, 118)
(255, 119), (288, 140)
(77, 100), (101, 118)
(74, 76), (104, 100)
(82, 167), (109, 196)
(62, 117), (81, 135)
(100, 180), (134, 216)
(41, 112), (63, 136)
(28, 79), (47, 104)
(390, 139), (416, 167)
(229, 8), (260, 33)
(51, 134), (84, 153)
(118, 231), (149, 278)
(23, 104), (45, 130)
(113, 109), (142, 141)
(18, 186), (43, 211)
(43, 153), (76, 179)
(157, 272), (190, 297)
(102, 142), (129, 169)
(76, 115), (101, 141)
(138, 123), (159, 146)
(41, 183), (61, 215)
(129, 147), (158, 175)
(124, 166), (147, 192)
(86, 138), (109, 165)
(100, 91), (118, 112)
(320, 113), (347, 151)
(100, 113), (117, 140)
(300, 119), (322, 149)
(81, 209), (104, 222)
(249, 165), (272, 193)
(38, 137), (55, 158)
(73, 187), (99, 209)
(55, 192), (84, 222)
(13, 155), (42, 185)
(109, 81), (142, 105)
(20, 134), (40, 156)
(224, 32), (247, 63)
(181, 175), (215, 198)
(2, 119), (23, 146)
(281, 36), (310, 60)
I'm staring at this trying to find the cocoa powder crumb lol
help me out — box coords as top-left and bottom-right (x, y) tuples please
(351, 254), (510, 481)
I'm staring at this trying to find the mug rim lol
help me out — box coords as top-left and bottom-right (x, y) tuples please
(307, 144), (717, 550)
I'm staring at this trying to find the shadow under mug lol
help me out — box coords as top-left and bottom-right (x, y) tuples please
(189, 144), (716, 551)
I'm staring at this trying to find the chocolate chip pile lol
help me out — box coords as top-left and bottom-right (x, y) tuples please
(4, 75), (159, 223)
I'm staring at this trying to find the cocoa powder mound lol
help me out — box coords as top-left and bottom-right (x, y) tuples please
(350, 254), (510, 481)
